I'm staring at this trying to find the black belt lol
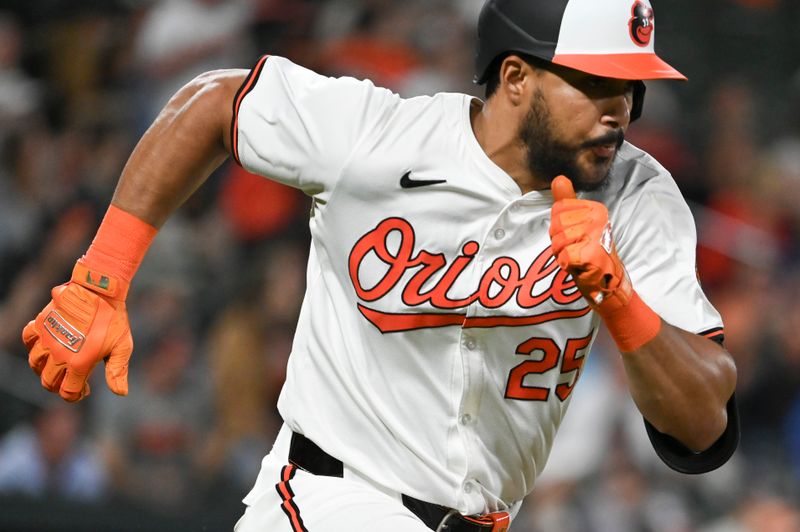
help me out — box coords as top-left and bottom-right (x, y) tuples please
(288, 431), (509, 532)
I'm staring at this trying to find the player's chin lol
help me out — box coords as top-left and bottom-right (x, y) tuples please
(573, 154), (614, 192)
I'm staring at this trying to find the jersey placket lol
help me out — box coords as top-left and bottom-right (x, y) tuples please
(453, 196), (559, 512)
(455, 326), (487, 510)
(452, 202), (522, 512)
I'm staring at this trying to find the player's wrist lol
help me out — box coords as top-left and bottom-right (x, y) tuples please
(595, 287), (661, 352)
(72, 205), (157, 301)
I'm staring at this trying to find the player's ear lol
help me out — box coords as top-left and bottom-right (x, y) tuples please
(499, 54), (532, 106)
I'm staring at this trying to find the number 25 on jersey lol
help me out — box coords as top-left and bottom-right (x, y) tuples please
(505, 333), (593, 402)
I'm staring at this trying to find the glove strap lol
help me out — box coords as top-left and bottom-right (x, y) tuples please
(596, 290), (662, 353)
(72, 205), (158, 301)
(72, 262), (126, 300)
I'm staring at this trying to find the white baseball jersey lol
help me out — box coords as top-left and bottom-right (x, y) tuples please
(231, 55), (723, 516)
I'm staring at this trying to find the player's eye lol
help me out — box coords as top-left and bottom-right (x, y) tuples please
(585, 76), (605, 89)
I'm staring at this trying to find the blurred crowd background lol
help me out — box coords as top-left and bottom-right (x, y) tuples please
(0, 0), (799, 530)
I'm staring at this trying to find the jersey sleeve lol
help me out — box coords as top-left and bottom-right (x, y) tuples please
(230, 55), (399, 197)
(612, 170), (723, 339)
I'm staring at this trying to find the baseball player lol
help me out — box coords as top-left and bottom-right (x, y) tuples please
(21, 0), (738, 530)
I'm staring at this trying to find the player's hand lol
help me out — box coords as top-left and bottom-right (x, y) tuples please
(549, 175), (632, 309)
(22, 269), (132, 402)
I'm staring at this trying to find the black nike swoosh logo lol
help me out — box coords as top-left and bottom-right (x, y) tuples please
(400, 171), (447, 189)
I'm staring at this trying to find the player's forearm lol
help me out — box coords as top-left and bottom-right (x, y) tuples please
(621, 322), (737, 452)
(548, 177), (737, 452)
(111, 69), (247, 227)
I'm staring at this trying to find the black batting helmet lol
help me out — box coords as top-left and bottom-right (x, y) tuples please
(474, 0), (686, 121)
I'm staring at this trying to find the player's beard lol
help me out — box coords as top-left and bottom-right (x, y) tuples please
(519, 89), (624, 192)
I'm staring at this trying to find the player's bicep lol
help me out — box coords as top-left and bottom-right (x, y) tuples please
(203, 69), (249, 155)
(112, 68), (250, 226)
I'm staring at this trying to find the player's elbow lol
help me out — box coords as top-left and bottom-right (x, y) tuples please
(686, 348), (737, 451)
(651, 369), (736, 453)
(669, 387), (735, 452)
(650, 405), (727, 452)
(686, 408), (729, 452)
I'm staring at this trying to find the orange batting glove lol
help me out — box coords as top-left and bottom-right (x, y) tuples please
(549, 175), (631, 310)
(22, 206), (157, 402)
(549, 175), (661, 352)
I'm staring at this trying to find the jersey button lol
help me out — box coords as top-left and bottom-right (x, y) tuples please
(463, 481), (473, 494)
(494, 228), (506, 240)
(465, 338), (477, 351)
(459, 414), (472, 426)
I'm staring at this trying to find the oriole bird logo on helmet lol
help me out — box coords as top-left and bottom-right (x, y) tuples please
(629, 1), (655, 47)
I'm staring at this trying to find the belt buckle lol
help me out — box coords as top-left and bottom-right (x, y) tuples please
(458, 511), (510, 532)
(485, 511), (510, 532)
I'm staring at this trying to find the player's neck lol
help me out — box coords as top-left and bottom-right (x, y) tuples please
(470, 98), (550, 195)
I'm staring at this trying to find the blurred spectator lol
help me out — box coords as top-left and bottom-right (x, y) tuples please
(694, 81), (784, 290)
(133, 0), (254, 125)
(0, 13), (42, 141)
(94, 327), (210, 513)
(699, 494), (800, 532)
(0, 403), (108, 501)
(584, 449), (692, 532)
(197, 240), (307, 497)
(625, 82), (703, 203)
(0, 127), (45, 293)
(760, 137), (800, 267)
(0, 204), (95, 351)
(316, 2), (421, 90)
(398, 3), (475, 97)
(756, 288), (800, 443)
(219, 165), (306, 243)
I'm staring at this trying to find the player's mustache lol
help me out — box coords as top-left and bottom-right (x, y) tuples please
(582, 129), (625, 150)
